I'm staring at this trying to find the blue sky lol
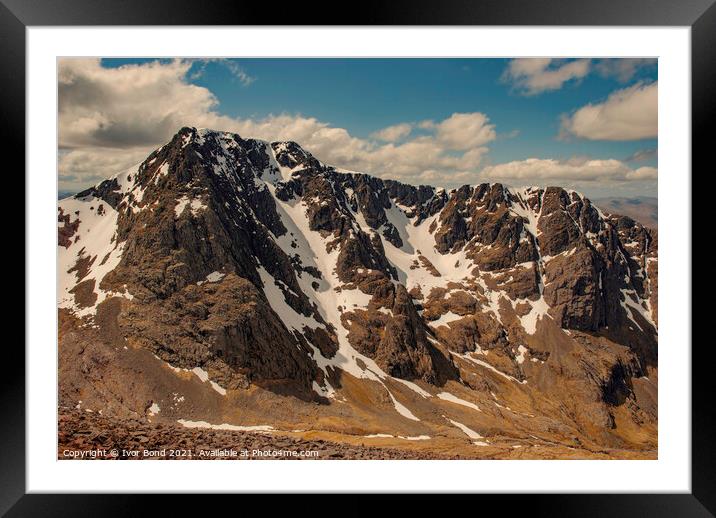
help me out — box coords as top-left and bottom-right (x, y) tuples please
(59, 58), (658, 197)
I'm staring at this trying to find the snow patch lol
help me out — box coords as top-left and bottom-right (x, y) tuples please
(429, 311), (464, 328)
(447, 418), (484, 440)
(454, 352), (527, 384)
(175, 195), (207, 217)
(177, 420), (274, 432)
(257, 265), (322, 333)
(437, 392), (481, 412)
(57, 193), (130, 317)
(198, 271), (226, 285)
(388, 390), (420, 421)
(620, 288), (656, 332)
(392, 378), (432, 398)
(515, 345), (528, 364)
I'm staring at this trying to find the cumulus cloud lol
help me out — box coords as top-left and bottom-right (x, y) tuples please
(58, 58), (250, 191)
(57, 58), (656, 196)
(371, 123), (412, 142)
(58, 58), (242, 150)
(481, 157), (657, 183)
(434, 113), (496, 150)
(58, 58), (503, 190)
(559, 82), (657, 141)
(503, 58), (590, 95)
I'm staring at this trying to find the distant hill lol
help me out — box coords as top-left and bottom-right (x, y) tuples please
(593, 196), (657, 230)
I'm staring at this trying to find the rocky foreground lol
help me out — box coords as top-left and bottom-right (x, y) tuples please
(58, 408), (462, 460)
(58, 408), (655, 460)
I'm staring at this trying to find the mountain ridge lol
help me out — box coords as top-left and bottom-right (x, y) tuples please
(57, 126), (658, 458)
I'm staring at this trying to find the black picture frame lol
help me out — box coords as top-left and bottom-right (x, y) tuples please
(3, 0), (710, 513)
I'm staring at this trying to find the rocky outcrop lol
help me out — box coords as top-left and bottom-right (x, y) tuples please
(119, 274), (321, 398)
(433, 184), (538, 271)
(57, 207), (80, 248)
(342, 280), (457, 385)
(375, 285), (456, 384)
(76, 177), (124, 210)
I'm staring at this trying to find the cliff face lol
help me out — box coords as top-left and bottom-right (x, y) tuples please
(57, 127), (658, 456)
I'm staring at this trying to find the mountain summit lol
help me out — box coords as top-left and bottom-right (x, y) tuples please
(57, 127), (658, 458)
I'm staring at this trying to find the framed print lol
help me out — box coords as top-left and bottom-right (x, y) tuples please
(5, 0), (712, 512)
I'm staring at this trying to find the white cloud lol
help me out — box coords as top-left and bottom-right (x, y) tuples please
(434, 112), (496, 150)
(58, 58), (501, 190)
(480, 157), (656, 183)
(559, 82), (657, 141)
(59, 58), (239, 149)
(371, 123), (412, 142)
(503, 58), (590, 95)
(57, 58), (656, 196)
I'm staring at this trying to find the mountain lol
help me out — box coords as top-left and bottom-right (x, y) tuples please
(592, 197), (657, 230)
(57, 127), (658, 459)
